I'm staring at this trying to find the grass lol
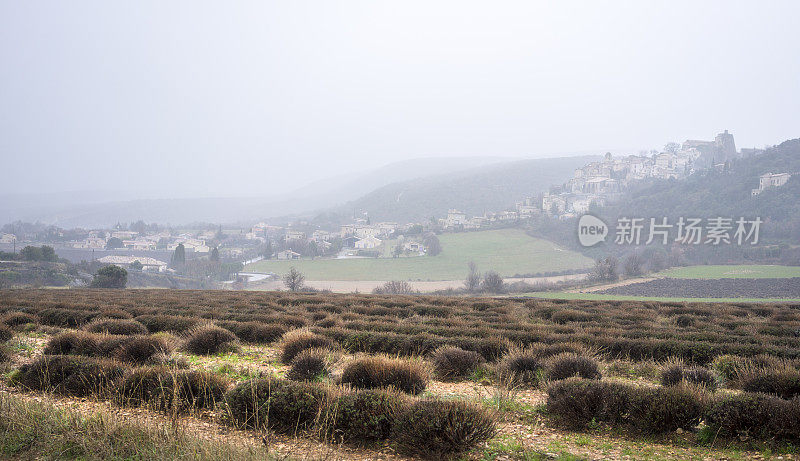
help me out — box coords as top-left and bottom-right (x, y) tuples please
(245, 229), (593, 280)
(518, 292), (800, 303)
(0, 393), (274, 460)
(655, 265), (800, 279)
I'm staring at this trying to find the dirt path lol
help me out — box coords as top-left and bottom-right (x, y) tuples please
(567, 277), (657, 293)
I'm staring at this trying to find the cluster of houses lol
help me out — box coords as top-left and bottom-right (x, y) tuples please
(250, 219), (430, 260)
(530, 131), (747, 218)
(71, 229), (212, 254)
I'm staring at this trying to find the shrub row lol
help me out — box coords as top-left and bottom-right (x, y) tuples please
(43, 331), (172, 364)
(547, 378), (800, 441)
(225, 377), (496, 457)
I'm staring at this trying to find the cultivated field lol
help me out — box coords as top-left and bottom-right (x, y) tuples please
(1, 289), (799, 460)
(657, 265), (800, 279)
(245, 229), (593, 281)
(599, 277), (800, 299)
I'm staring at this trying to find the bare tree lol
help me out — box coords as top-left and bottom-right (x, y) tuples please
(623, 252), (644, 277)
(373, 280), (416, 294)
(590, 257), (618, 281)
(465, 261), (481, 292)
(283, 267), (305, 292)
(481, 271), (504, 293)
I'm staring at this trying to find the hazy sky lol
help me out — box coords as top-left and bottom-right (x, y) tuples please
(1, 1), (799, 198)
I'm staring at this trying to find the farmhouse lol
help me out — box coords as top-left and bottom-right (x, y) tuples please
(276, 249), (301, 260)
(752, 172), (792, 196)
(355, 236), (382, 249)
(97, 255), (168, 272)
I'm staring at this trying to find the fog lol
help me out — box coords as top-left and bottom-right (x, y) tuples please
(1, 0), (799, 199)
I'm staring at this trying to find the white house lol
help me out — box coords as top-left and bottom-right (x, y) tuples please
(752, 172), (792, 196)
(111, 231), (138, 240)
(354, 236), (382, 249)
(285, 230), (307, 241)
(276, 249), (301, 260)
(73, 237), (106, 249)
(444, 210), (468, 227)
(97, 255), (168, 272)
(0, 233), (18, 244)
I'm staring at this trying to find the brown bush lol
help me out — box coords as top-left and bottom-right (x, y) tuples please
(391, 399), (496, 459)
(547, 353), (601, 381)
(286, 348), (331, 381)
(431, 346), (483, 380)
(279, 329), (336, 364)
(84, 318), (148, 336)
(182, 325), (238, 355)
(43, 331), (100, 356)
(340, 356), (427, 395)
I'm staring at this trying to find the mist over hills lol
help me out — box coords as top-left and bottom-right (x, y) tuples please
(337, 155), (597, 222)
(0, 155), (580, 228)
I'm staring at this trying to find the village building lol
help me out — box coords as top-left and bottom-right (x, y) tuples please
(0, 233), (18, 244)
(123, 239), (157, 250)
(73, 237), (106, 249)
(97, 255), (168, 272)
(752, 172), (792, 196)
(354, 236), (382, 249)
(276, 249), (301, 260)
(111, 230), (138, 240)
(285, 230), (307, 241)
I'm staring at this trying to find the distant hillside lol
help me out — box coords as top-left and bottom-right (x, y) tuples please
(601, 138), (800, 243)
(337, 156), (597, 222)
(0, 157), (510, 228)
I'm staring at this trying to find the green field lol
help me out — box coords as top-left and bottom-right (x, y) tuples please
(246, 229), (593, 281)
(656, 265), (800, 279)
(518, 292), (800, 303)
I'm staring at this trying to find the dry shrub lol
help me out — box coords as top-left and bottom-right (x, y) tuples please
(2, 312), (37, 328)
(97, 308), (133, 319)
(224, 377), (329, 433)
(340, 355), (428, 395)
(706, 392), (800, 440)
(391, 399), (496, 459)
(551, 309), (593, 324)
(84, 318), (148, 336)
(0, 324), (13, 342)
(120, 367), (229, 412)
(286, 348), (331, 382)
(43, 331), (100, 356)
(431, 346), (483, 380)
(737, 366), (800, 400)
(222, 321), (287, 344)
(279, 329), (336, 364)
(546, 378), (707, 433)
(325, 389), (408, 443)
(38, 308), (96, 327)
(13, 355), (125, 397)
(660, 360), (717, 390)
(182, 325), (238, 355)
(498, 347), (545, 386)
(135, 314), (199, 333)
(547, 353), (601, 381)
(114, 335), (174, 365)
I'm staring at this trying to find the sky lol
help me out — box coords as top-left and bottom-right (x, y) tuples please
(1, 0), (799, 199)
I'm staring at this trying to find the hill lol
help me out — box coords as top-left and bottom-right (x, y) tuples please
(245, 228), (593, 281)
(602, 138), (800, 243)
(336, 156), (597, 222)
(0, 157), (512, 228)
